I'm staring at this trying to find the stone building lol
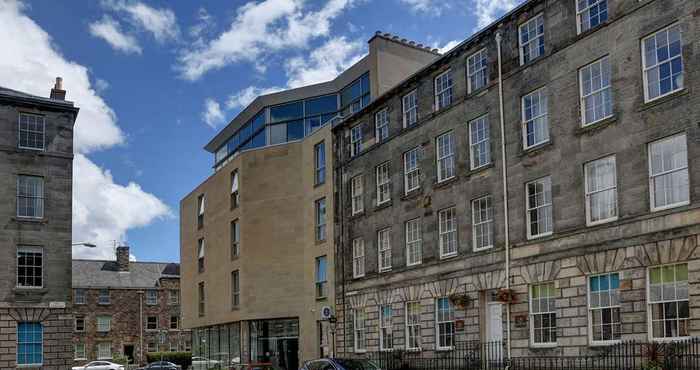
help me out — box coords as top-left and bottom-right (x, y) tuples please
(0, 80), (78, 369)
(180, 33), (439, 369)
(72, 246), (190, 366)
(333, 0), (699, 360)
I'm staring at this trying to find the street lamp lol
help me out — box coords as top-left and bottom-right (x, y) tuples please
(72, 242), (97, 248)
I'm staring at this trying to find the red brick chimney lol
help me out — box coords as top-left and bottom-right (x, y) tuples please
(116, 245), (130, 272)
(50, 77), (66, 100)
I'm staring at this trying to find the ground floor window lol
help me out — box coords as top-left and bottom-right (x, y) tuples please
(380, 305), (393, 351)
(405, 301), (421, 350)
(74, 342), (86, 360)
(193, 322), (242, 364)
(530, 282), (556, 346)
(589, 273), (621, 343)
(436, 297), (455, 350)
(649, 263), (689, 339)
(250, 319), (299, 369)
(353, 309), (367, 352)
(97, 342), (112, 359)
(17, 322), (42, 365)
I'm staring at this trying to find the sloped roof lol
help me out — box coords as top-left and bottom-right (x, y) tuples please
(72, 259), (180, 289)
(0, 85), (77, 109)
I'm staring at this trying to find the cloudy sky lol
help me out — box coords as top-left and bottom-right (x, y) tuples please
(0, 0), (521, 262)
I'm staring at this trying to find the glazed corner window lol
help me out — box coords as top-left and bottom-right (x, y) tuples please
(405, 218), (422, 266)
(519, 14), (545, 65)
(198, 282), (205, 316)
(98, 289), (110, 305)
(436, 297), (455, 350)
(353, 308), (367, 353)
(97, 315), (111, 332)
(314, 141), (326, 185)
(472, 195), (494, 251)
(350, 175), (364, 215)
(376, 162), (391, 205)
(434, 70), (453, 111)
(467, 49), (489, 93)
(16, 246), (43, 288)
(146, 316), (157, 330)
(231, 220), (240, 258)
(377, 228), (392, 272)
(588, 272), (621, 343)
(526, 176), (553, 239)
(232, 270), (240, 308)
(585, 156), (617, 225)
(469, 115), (490, 169)
(402, 90), (418, 128)
(403, 147), (421, 194)
(375, 108), (389, 142)
(74, 289), (86, 305)
(352, 238), (365, 278)
(230, 170), (240, 209)
(579, 56), (613, 126)
(197, 238), (205, 273)
(18, 113), (45, 150)
(576, 0), (608, 34)
(642, 23), (683, 102)
(350, 124), (362, 158)
(146, 289), (158, 305)
(16, 175), (44, 218)
(379, 305), (394, 351)
(522, 88), (549, 149)
(649, 263), (689, 339)
(530, 282), (556, 346)
(405, 301), (422, 350)
(648, 134), (689, 211)
(438, 207), (457, 258)
(16, 322), (43, 366)
(315, 198), (327, 242)
(197, 194), (205, 228)
(315, 256), (327, 299)
(436, 131), (455, 182)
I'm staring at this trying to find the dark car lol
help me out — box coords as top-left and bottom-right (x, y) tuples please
(302, 358), (380, 370)
(139, 361), (180, 370)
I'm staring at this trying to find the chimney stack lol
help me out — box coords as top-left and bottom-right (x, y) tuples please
(50, 77), (66, 100)
(116, 245), (130, 272)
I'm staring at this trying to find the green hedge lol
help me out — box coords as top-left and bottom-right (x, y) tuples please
(146, 352), (192, 368)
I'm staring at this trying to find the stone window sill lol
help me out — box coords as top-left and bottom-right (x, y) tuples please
(574, 116), (618, 136)
(639, 89), (689, 112)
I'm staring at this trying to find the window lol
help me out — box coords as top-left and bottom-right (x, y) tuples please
(315, 256), (327, 299)
(403, 148), (420, 194)
(16, 246), (42, 288)
(522, 88), (549, 149)
(74, 289), (86, 305)
(18, 113), (45, 150)
(649, 263), (689, 339)
(642, 23), (683, 102)
(341, 73), (370, 116)
(353, 308), (367, 352)
(169, 289), (179, 305)
(198, 282), (205, 316)
(580, 56), (613, 126)
(147, 316), (158, 330)
(436, 131), (455, 182)
(147, 341), (157, 353)
(530, 282), (556, 346)
(97, 342), (112, 359)
(402, 90), (418, 127)
(350, 124), (362, 157)
(378, 228), (392, 272)
(380, 305), (393, 351)
(585, 156), (617, 225)
(588, 272), (621, 343)
(519, 14), (545, 65)
(526, 177), (553, 239)
(375, 108), (389, 142)
(467, 49), (489, 93)
(315, 142), (326, 185)
(436, 297), (455, 350)
(16, 175), (43, 218)
(434, 70), (453, 110)
(232, 270), (240, 308)
(352, 238), (365, 278)
(648, 134), (689, 211)
(405, 301), (421, 350)
(315, 198), (327, 242)
(74, 343), (86, 360)
(75, 316), (85, 332)
(146, 290), (158, 305)
(231, 220), (240, 258)
(98, 289), (110, 305)
(469, 115), (490, 169)
(231, 170), (240, 209)
(376, 162), (391, 205)
(197, 194), (205, 228)
(405, 218), (422, 266)
(197, 238), (205, 273)
(438, 207), (457, 258)
(351, 175), (364, 215)
(97, 315), (111, 332)
(17, 323), (42, 365)
(576, 0), (608, 33)
(472, 196), (494, 251)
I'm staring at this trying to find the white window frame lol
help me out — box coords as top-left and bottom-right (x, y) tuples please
(18, 113), (45, 151)
(378, 228), (392, 272)
(405, 218), (422, 266)
(434, 70), (453, 111)
(170, 315), (179, 330)
(376, 162), (391, 205)
(98, 289), (110, 305)
(435, 297), (455, 350)
(74, 316), (85, 332)
(97, 315), (112, 333)
(74, 343), (86, 360)
(350, 124), (362, 157)
(375, 108), (389, 142)
(436, 131), (455, 183)
(438, 207), (457, 258)
(402, 90), (418, 128)
(169, 289), (180, 305)
(579, 56), (613, 126)
(529, 282), (557, 347)
(469, 115), (490, 170)
(521, 88), (549, 149)
(585, 155), (618, 226)
(315, 256), (327, 299)
(16, 246), (43, 289)
(647, 263), (690, 341)
(74, 289), (86, 305)
(146, 290), (158, 305)
(471, 195), (494, 251)
(648, 134), (689, 212)
(525, 176), (553, 239)
(403, 147), (420, 194)
(146, 316), (158, 331)
(587, 272), (621, 345)
(314, 141), (326, 185)
(352, 238), (365, 278)
(405, 301), (421, 350)
(379, 305), (394, 351)
(350, 175), (364, 215)
(97, 342), (112, 360)
(641, 23), (684, 103)
(467, 48), (489, 93)
(353, 308), (367, 353)
(576, 0), (608, 34)
(16, 175), (44, 219)
(519, 14), (545, 65)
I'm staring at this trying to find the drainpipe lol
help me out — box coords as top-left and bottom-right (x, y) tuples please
(495, 31), (512, 361)
(138, 290), (145, 365)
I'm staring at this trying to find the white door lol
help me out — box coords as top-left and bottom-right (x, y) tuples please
(486, 303), (503, 362)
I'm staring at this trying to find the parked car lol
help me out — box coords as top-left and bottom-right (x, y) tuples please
(302, 359), (380, 370)
(139, 361), (181, 370)
(191, 356), (222, 370)
(72, 361), (126, 370)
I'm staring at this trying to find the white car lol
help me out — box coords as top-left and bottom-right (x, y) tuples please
(72, 361), (125, 370)
(191, 356), (222, 370)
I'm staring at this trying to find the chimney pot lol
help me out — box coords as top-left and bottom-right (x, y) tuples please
(116, 245), (130, 272)
(50, 76), (66, 100)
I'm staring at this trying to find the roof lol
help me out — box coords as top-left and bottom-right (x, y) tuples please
(0, 85), (78, 110)
(72, 259), (180, 289)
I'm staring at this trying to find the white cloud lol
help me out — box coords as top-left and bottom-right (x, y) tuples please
(178, 0), (357, 80)
(225, 86), (284, 111)
(95, 78), (110, 93)
(400, 0), (450, 16)
(0, 0), (170, 260)
(437, 39), (460, 54)
(474, 0), (522, 29)
(285, 37), (365, 88)
(189, 7), (215, 47)
(89, 15), (142, 54)
(202, 98), (225, 128)
(103, 0), (179, 42)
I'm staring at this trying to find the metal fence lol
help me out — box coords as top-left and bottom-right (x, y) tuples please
(346, 338), (700, 370)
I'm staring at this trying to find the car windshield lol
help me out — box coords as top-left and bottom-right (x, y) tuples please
(334, 359), (379, 370)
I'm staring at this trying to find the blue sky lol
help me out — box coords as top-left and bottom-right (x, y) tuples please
(0, 0), (520, 262)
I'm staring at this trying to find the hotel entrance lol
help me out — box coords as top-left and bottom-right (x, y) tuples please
(250, 318), (299, 370)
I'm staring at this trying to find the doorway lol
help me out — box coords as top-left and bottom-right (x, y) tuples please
(123, 344), (135, 365)
(485, 302), (503, 363)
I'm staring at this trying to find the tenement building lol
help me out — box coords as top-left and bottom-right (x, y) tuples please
(333, 0), (699, 360)
(72, 246), (190, 366)
(0, 80), (78, 369)
(180, 33), (439, 369)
